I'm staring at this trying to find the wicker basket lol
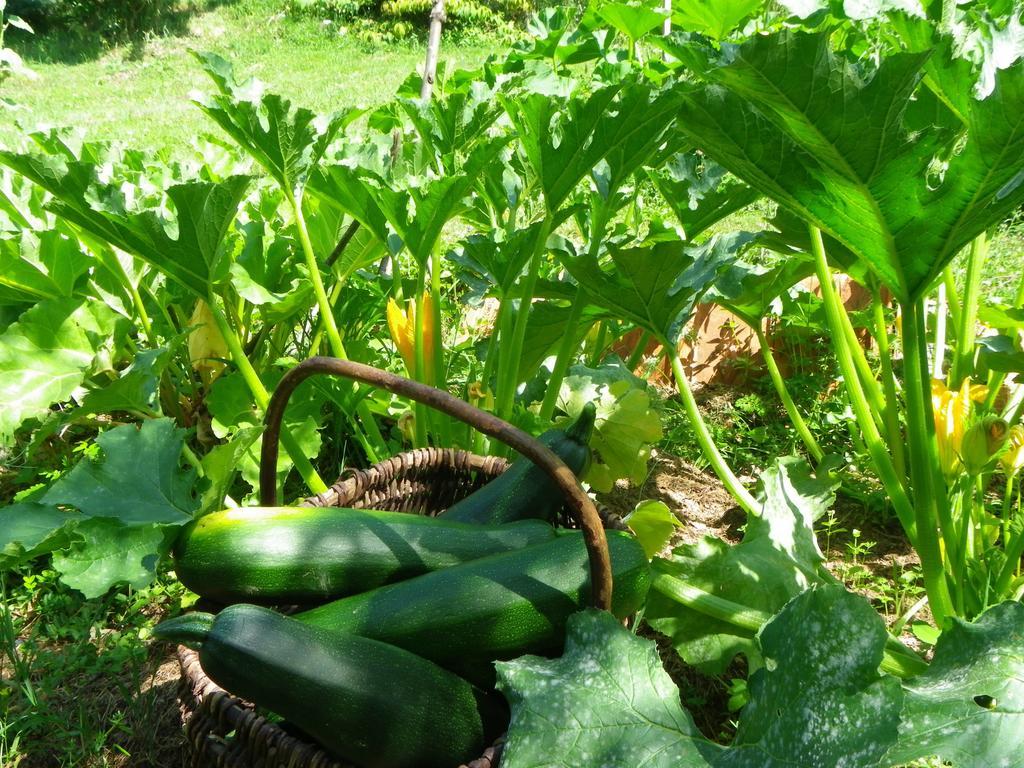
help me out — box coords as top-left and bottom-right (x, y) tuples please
(174, 358), (622, 768)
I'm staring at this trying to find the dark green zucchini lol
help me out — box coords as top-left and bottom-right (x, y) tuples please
(152, 605), (505, 768)
(293, 528), (649, 686)
(172, 506), (556, 605)
(438, 402), (597, 525)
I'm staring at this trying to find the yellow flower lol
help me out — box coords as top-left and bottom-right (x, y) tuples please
(1000, 425), (1024, 475)
(961, 415), (1009, 476)
(468, 381), (494, 411)
(386, 292), (435, 384)
(188, 299), (228, 388)
(931, 378), (988, 478)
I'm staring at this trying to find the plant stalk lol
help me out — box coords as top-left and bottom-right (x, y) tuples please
(668, 351), (758, 515)
(650, 569), (928, 678)
(809, 226), (918, 541)
(206, 295), (327, 494)
(289, 194), (383, 461)
(754, 324), (823, 462)
(941, 267), (962, 348)
(953, 232), (987, 385)
(872, 289), (907, 482)
(626, 330), (652, 371)
(539, 287), (590, 422)
(429, 242), (451, 446)
(900, 296), (957, 626)
(495, 216), (553, 421)
(413, 272), (429, 448)
(933, 281), (947, 378)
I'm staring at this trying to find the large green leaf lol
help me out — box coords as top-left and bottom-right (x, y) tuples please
(596, 3), (668, 45)
(557, 359), (663, 492)
(79, 346), (175, 417)
(0, 502), (81, 570)
(43, 419), (198, 526)
(0, 151), (250, 296)
(497, 589), (904, 768)
(193, 52), (357, 196)
(671, 0), (762, 39)
(649, 152), (760, 242)
(0, 298), (123, 445)
(0, 230), (90, 306)
(515, 6), (610, 65)
(672, 31), (1024, 302)
(397, 80), (502, 165)
(230, 223), (315, 323)
(51, 518), (167, 598)
(595, 80), (687, 196)
(722, 586), (903, 767)
(206, 371), (323, 495)
(198, 425), (262, 514)
(505, 79), (683, 212)
(503, 86), (619, 212)
(558, 231), (751, 345)
(496, 609), (722, 768)
(645, 456), (838, 673)
(886, 600), (1024, 767)
(706, 256), (816, 327)
(449, 220), (554, 298)
(314, 140), (504, 265)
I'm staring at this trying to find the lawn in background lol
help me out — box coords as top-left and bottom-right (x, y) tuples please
(1, 0), (497, 152)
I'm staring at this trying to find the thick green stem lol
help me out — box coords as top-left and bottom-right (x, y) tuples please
(668, 351), (758, 515)
(835, 288), (887, 429)
(995, 514), (1024, 597)
(900, 297), (957, 626)
(475, 300), (508, 455)
(953, 233), (987, 385)
(207, 296), (328, 495)
(872, 290), (907, 483)
(495, 216), (553, 421)
(289, 194), (383, 461)
(933, 281), (947, 378)
(809, 227), (918, 541)
(650, 569), (927, 678)
(942, 267), (962, 352)
(626, 330), (652, 371)
(291, 195), (346, 358)
(1002, 473), (1015, 545)
(429, 243), (451, 447)
(413, 272), (429, 448)
(539, 287), (590, 422)
(651, 569), (768, 631)
(755, 325), (823, 462)
(309, 280), (344, 357)
(872, 290), (905, 483)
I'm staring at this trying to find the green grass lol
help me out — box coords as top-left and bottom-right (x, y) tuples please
(1, 0), (498, 153)
(1, 568), (194, 767)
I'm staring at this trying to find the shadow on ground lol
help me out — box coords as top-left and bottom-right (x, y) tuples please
(7, 0), (237, 64)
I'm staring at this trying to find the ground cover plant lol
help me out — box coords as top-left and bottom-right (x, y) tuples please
(2, 0), (1024, 765)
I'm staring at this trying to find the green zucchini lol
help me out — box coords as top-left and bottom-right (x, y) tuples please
(438, 402), (597, 525)
(172, 506), (557, 605)
(153, 605), (505, 768)
(294, 529), (649, 686)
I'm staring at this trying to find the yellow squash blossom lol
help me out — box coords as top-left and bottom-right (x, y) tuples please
(386, 292), (435, 384)
(188, 299), (229, 388)
(931, 378), (988, 478)
(960, 415), (1009, 476)
(1000, 424), (1024, 475)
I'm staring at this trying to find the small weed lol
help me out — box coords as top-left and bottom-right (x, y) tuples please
(0, 567), (191, 767)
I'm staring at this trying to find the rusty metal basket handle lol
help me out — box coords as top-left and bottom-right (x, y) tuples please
(259, 356), (613, 611)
